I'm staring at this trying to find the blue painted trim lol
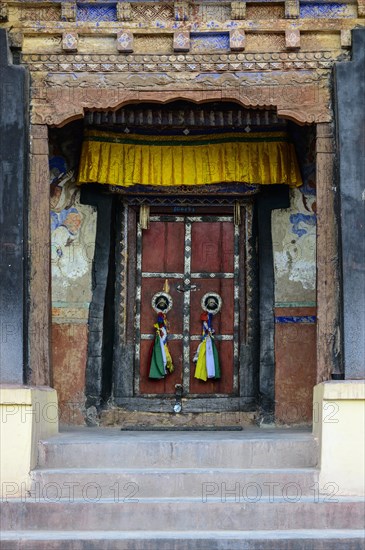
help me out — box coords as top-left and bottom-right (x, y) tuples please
(275, 315), (317, 324)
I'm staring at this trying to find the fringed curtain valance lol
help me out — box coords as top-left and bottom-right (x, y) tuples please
(77, 130), (302, 188)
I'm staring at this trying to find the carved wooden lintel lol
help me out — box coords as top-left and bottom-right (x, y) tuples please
(61, 2), (76, 22)
(30, 83), (331, 127)
(231, 1), (246, 20)
(117, 1), (132, 21)
(285, 0), (300, 19)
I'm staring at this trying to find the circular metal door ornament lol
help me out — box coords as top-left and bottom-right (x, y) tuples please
(152, 292), (173, 314)
(201, 292), (222, 315)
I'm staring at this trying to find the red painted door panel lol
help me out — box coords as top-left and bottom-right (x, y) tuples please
(137, 215), (238, 398)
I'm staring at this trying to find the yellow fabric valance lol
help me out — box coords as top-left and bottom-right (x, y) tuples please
(77, 130), (302, 188)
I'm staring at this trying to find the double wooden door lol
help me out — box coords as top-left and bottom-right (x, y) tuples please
(134, 212), (245, 403)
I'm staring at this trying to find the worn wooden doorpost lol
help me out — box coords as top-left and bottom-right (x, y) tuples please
(28, 124), (52, 386)
(315, 122), (341, 382)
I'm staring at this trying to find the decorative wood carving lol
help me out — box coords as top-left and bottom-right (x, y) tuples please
(117, 1), (132, 22)
(0, 2), (8, 22)
(285, 0), (300, 19)
(341, 29), (352, 48)
(62, 32), (78, 52)
(30, 81), (331, 127)
(230, 29), (245, 51)
(285, 29), (300, 49)
(174, 31), (190, 51)
(8, 31), (23, 49)
(23, 50), (347, 73)
(357, 0), (365, 17)
(117, 30), (134, 52)
(174, 1), (190, 21)
(231, 1), (246, 20)
(61, 2), (76, 22)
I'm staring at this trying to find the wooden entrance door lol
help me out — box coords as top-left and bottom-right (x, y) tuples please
(135, 213), (243, 405)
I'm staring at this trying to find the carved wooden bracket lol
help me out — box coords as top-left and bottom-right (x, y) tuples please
(117, 1), (132, 21)
(174, 0), (190, 21)
(117, 30), (134, 52)
(62, 32), (78, 52)
(357, 0), (365, 16)
(174, 31), (190, 51)
(230, 29), (245, 51)
(231, 1), (246, 20)
(341, 30), (352, 48)
(285, 29), (300, 49)
(0, 2), (8, 22)
(285, 0), (300, 19)
(8, 31), (23, 50)
(61, 2), (76, 22)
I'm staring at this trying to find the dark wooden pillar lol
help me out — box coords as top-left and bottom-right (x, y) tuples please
(0, 30), (29, 384)
(316, 123), (342, 382)
(335, 28), (365, 379)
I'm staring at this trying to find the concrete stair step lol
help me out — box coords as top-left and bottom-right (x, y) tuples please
(30, 467), (318, 499)
(38, 429), (318, 469)
(1, 530), (365, 550)
(2, 498), (364, 531)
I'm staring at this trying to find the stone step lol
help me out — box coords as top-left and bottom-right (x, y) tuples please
(38, 429), (318, 469)
(29, 467), (318, 499)
(2, 498), (364, 531)
(1, 530), (364, 550)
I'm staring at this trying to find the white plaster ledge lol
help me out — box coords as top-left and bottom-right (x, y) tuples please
(0, 385), (56, 405)
(318, 380), (365, 400)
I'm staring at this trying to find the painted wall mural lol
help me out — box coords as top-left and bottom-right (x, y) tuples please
(49, 138), (97, 304)
(272, 126), (316, 306)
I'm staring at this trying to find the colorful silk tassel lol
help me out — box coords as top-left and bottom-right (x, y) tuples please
(149, 313), (174, 379)
(194, 312), (221, 381)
